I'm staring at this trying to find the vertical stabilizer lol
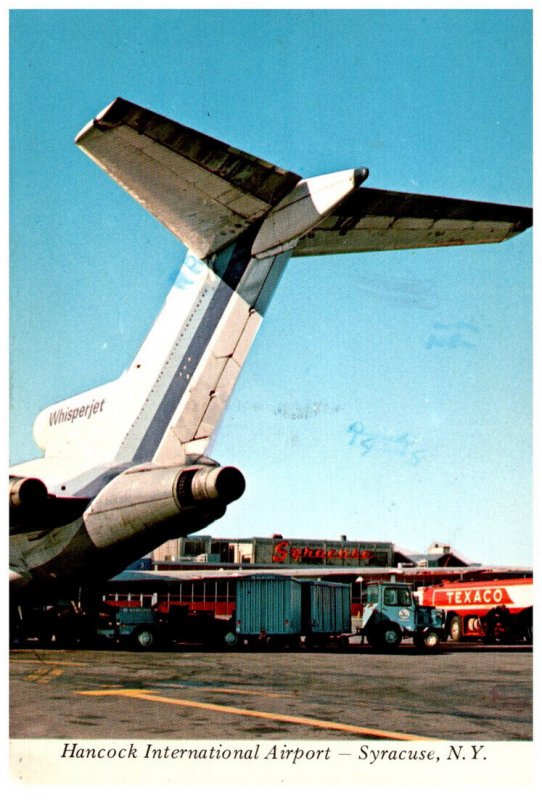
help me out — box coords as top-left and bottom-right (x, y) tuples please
(117, 233), (294, 465)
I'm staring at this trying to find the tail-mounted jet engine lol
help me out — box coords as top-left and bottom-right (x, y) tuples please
(82, 462), (245, 551)
(9, 476), (49, 523)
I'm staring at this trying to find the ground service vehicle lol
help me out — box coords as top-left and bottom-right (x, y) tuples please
(13, 575), (531, 651)
(417, 578), (533, 643)
(97, 603), (229, 649)
(360, 581), (445, 651)
(11, 601), (98, 648)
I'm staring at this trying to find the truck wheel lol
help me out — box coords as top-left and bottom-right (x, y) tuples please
(423, 630), (441, 649)
(519, 609), (533, 644)
(224, 631), (238, 648)
(415, 630), (441, 651)
(449, 615), (462, 642)
(134, 628), (155, 649)
(378, 624), (401, 650)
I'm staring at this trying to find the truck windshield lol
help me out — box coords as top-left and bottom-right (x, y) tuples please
(366, 586), (379, 604)
(383, 587), (412, 606)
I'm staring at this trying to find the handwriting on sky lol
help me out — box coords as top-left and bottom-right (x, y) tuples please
(426, 321), (480, 350)
(348, 422), (424, 466)
(275, 403), (341, 421)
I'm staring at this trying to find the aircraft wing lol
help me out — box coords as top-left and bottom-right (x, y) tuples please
(293, 186), (532, 257)
(75, 97), (301, 259)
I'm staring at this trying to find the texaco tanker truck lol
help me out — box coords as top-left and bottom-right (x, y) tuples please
(416, 577), (533, 643)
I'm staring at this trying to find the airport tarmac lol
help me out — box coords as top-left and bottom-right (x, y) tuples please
(9, 643), (532, 742)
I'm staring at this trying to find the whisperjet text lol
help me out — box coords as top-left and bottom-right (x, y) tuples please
(49, 399), (106, 426)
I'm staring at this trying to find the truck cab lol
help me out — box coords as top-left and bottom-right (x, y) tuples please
(361, 581), (445, 651)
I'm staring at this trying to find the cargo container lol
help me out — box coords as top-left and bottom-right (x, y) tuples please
(231, 575), (352, 648)
(234, 574), (303, 646)
(302, 580), (352, 647)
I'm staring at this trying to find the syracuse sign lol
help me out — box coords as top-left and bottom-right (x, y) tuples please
(272, 539), (374, 564)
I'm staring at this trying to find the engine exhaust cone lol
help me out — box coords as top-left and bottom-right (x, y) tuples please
(215, 466), (246, 503)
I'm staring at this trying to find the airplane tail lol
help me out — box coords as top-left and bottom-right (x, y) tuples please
(31, 245), (282, 472)
(109, 241), (293, 466)
(28, 98), (531, 489)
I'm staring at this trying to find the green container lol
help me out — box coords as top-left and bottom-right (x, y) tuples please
(235, 575), (303, 636)
(304, 580), (352, 635)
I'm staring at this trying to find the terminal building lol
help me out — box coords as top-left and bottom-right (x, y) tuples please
(110, 537), (529, 620)
(150, 535), (475, 570)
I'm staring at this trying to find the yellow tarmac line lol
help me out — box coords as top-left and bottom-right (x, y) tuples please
(78, 689), (439, 741)
(25, 667), (64, 684)
(11, 659), (86, 667)
(176, 685), (290, 699)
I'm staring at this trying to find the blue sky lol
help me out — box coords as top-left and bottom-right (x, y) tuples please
(9, 9), (532, 565)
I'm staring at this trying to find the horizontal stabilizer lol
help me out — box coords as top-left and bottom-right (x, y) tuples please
(76, 98), (301, 259)
(293, 187), (532, 256)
